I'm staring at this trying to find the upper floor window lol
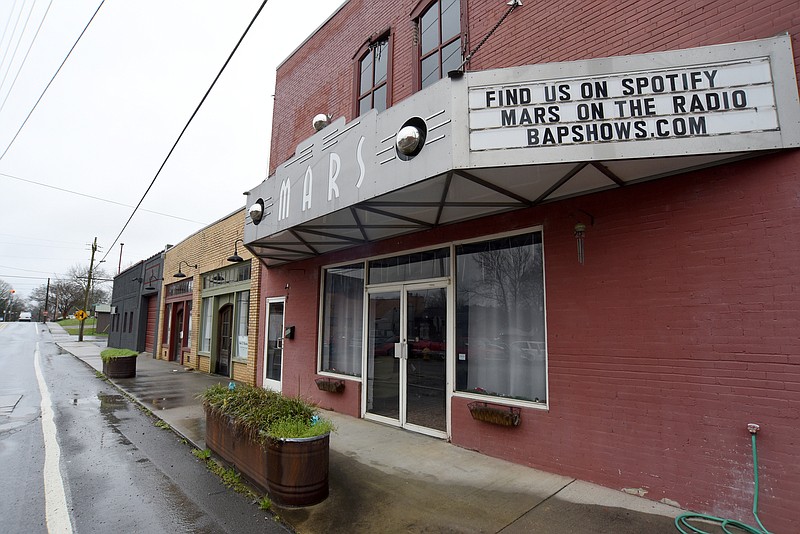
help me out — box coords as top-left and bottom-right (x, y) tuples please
(357, 35), (389, 116)
(418, 0), (462, 89)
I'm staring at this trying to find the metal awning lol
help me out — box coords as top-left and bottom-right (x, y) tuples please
(245, 152), (751, 266)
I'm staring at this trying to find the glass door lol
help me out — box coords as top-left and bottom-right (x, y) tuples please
(365, 282), (448, 437)
(264, 298), (285, 392)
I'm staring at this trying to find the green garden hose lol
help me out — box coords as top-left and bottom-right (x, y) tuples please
(674, 430), (771, 534)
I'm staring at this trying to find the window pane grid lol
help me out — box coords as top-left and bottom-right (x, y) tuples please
(357, 38), (389, 115)
(418, 0), (461, 89)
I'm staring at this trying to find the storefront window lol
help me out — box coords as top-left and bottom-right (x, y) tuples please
(368, 247), (449, 284)
(163, 304), (172, 343)
(186, 301), (193, 349)
(235, 291), (250, 358)
(321, 264), (365, 376)
(200, 297), (212, 352)
(455, 232), (546, 403)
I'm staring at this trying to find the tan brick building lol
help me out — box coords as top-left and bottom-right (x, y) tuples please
(156, 208), (260, 385)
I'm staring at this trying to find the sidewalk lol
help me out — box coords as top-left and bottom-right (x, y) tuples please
(48, 323), (682, 533)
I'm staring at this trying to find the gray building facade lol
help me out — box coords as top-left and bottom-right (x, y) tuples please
(109, 250), (165, 354)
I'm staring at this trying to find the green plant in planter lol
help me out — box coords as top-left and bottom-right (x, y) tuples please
(201, 383), (334, 506)
(100, 348), (138, 362)
(200, 384), (334, 442)
(100, 348), (139, 378)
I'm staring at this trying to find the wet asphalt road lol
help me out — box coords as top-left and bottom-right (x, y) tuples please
(0, 322), (291, 534)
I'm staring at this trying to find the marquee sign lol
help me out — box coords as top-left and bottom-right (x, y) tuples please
(469, 58), (778, 151)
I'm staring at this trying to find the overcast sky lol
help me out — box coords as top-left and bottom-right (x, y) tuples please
(0, 0), (343, 301)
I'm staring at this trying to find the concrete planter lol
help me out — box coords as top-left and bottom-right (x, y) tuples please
(102, 355), (137, 378)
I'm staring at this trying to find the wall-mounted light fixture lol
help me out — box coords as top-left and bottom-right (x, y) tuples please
(572, 209), (595, 265)
(144, 275), (162, 291)
(173, 260), (198, 278)
(227, 238), (245, 263)
(574, 223), (586, 265)
(312, 113), (331, 132)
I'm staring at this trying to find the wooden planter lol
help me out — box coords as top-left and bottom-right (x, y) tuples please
(468, 401), (521, 427)
(205, 410), (330, 506)
(205, 411), (269, 492)
(266, 433), (330, 506)
(102, 356), (137, 378)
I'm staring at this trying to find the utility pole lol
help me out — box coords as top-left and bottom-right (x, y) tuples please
(78, 237), (98, 342)
(43, 277), (50, 322)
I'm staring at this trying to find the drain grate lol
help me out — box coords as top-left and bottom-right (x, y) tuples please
(0, 394), (23, 415)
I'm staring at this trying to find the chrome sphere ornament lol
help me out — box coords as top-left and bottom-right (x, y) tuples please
(312, 113), (331, 132)
(394, 117), (428, 161)
(396, 126), (421, 156)
(249, 199), (264, 224)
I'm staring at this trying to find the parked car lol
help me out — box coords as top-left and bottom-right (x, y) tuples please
(18, 312), (32, 322)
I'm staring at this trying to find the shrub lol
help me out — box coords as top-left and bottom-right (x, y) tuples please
(200, 384), (334, 442)
(100, 348), (138, 363)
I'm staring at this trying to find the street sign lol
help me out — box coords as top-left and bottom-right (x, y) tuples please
(75, 310), (88, 321)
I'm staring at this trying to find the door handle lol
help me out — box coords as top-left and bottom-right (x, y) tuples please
(277, 337), (284, 349)
(393, 342), (403, 359)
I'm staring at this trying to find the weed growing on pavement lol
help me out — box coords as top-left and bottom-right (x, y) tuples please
(192, 448), (211, 460)
(259, 496), (272, 511)
(94, 371), (108, 381)
(155, 420), (171, 430)
(205, 460), (258, 500)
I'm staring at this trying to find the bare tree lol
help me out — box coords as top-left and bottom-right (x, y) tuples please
(27, 265), (111, 320)
(0, 279), (24, 321)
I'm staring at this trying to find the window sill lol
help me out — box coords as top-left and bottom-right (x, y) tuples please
(317, 370), (362, 382)
(231, 357), (249, 364)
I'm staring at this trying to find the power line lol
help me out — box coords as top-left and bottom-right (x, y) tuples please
(0, 171), (206, 224)
(0, 0), (37, 97)
(0, 1), (21, 50)
(100, 0), (271, 264)
(0, 263), (60, 274)
(0, 0), (55, 117)
(0, 0), (106, 163)
(0, 0), (26, 84)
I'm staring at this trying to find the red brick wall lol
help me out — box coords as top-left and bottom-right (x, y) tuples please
(270, 0), (800, 175)
(257, 262), (363, 417)
(265, 1), (800, 531)
(451, 151), (800, 530)
(263, 150), (800, 531)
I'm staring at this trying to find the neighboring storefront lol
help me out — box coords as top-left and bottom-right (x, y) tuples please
(242, 2), (800, 531)
(156, 208), (260, 385)
(198, 261), (253, 378)
(109, 250), (164, 354)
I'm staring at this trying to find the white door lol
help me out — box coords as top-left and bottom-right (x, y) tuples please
(264, 298), (285, 392)
(364, 281), (449, 438)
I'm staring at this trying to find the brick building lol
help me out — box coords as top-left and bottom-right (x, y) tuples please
(244, 1), (800, 529)
(157, 208), (260, 385)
